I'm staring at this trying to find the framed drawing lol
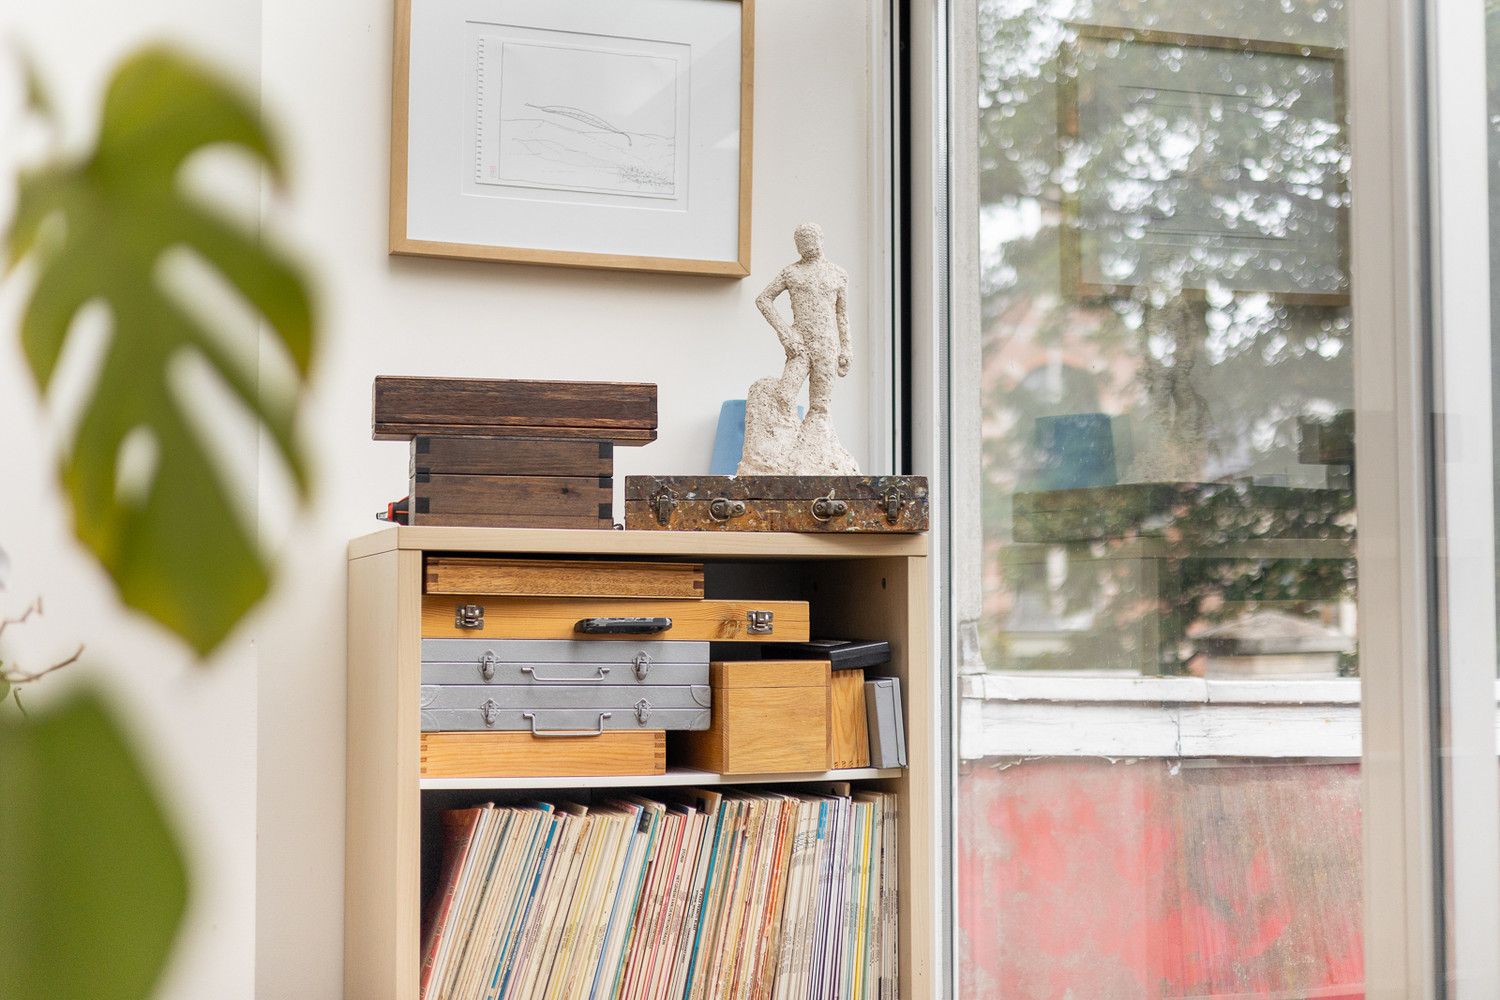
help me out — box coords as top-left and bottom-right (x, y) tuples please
(1059, 26), (1349, 305)
(391, 0), (754, 277)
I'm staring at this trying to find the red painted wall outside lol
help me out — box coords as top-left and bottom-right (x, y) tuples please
(958, 759), (1364, 999)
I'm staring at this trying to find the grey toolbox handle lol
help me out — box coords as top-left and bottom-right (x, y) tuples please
(574, 617), (673, 635)
(521, 664), (611, 684)
(523, 711), (613, 737)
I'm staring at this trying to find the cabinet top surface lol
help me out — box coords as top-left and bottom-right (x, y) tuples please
(349, 526), (928, 561)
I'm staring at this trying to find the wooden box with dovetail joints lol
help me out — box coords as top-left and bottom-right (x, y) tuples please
(674, 659), (832, 775)
(374, 376), (659, 528)
(624, 475), (930, 533)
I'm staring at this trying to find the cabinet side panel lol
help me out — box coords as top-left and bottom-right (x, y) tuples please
(803, 555), (933, 999)
(346, 549), (424, 1000)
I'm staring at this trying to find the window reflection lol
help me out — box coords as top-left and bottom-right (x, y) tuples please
(977, 0), (1356, 677)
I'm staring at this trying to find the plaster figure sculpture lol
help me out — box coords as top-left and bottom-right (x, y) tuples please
(739, 223), (861, 476)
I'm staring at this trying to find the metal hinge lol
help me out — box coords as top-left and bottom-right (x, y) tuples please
(455, 603), (485, 630)
(746, 609), (775, 635)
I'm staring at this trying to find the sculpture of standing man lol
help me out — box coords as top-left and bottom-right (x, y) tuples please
(738, 223), (861, 476)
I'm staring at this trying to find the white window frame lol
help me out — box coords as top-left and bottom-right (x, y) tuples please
(909, 0), (1500, 995)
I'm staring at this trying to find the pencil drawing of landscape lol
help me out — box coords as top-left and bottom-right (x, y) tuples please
(489, 39), (683, 199)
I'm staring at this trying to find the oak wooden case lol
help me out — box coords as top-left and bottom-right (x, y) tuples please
(675, 660), (831, 775)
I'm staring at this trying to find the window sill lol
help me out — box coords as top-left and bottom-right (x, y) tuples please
(958, 674), (1488, 760)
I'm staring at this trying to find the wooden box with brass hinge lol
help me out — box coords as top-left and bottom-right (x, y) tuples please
(624, 475), (930, 533)
(675, 660), (832, 775)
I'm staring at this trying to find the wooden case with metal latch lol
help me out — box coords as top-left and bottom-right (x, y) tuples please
(623, 475), (930, 533)
(421, 595), (810, 642)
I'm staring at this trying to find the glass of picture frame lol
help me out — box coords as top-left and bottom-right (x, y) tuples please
(391, 0), (754, 277)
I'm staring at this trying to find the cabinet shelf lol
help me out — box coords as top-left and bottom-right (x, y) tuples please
(418, 765), (905, 791)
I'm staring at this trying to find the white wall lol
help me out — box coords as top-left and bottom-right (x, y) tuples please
(0, 0), (878, 993)
(0, 4), (263, 999)
(256, 1), (879, 995)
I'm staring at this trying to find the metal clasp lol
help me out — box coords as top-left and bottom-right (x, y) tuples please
(709, 497), (747, 522)
(633, 651), (653, 681)
(455, 603), (485, 630)
(811, 491), (850, 522)
(883, 487), (906, 524)
(651, 488), (677, 526)
(478, 649), (496, 681)
(480, 699), (499, 727)
(746, 609), (775, 635)
(634, 699), (653, 726)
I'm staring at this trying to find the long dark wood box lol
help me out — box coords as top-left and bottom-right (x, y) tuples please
(373, 376), (658, 444)
(624, 475), (929, 533)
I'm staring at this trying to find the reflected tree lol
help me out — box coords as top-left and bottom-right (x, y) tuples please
(976, 0), (1357, 672)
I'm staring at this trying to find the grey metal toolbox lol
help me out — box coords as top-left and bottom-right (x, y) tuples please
(420, 684), (712, 733)
(419, 638), (710, 686)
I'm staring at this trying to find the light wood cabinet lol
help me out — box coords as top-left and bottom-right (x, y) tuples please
(345, 526), (932, 1000)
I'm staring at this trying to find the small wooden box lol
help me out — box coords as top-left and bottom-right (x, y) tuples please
(676, 660), (830, 775)
(409, 472), (613, 525)
(419, 730), (666, 778)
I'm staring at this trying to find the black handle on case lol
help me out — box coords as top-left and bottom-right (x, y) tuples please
(574, 616), (674, 635)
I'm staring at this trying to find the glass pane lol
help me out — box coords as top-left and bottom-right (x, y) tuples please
(958, 0), (1362, 995)
(974, 2), (1354, 679)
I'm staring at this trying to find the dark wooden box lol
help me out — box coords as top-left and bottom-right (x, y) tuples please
(409, 472), (613, 529)
(373, 376), (657, 444)
(410, 436), (614, 477)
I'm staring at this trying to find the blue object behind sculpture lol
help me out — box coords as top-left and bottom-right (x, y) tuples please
(711, 399), (805, 475)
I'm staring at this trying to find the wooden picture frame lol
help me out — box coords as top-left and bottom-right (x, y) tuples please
(390, 0), (755, 277)
(1058, 25), (1350, 306)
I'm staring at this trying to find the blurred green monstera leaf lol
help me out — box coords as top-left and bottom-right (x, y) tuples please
(0, 689), (188, 1000)
(6, 47), (315, 655)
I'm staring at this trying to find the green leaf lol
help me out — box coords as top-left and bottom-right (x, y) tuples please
(0, 688), (188, 1000)
(6, 46), (315, 654)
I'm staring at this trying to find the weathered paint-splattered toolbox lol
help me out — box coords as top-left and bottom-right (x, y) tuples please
(624, 475), (930, 532)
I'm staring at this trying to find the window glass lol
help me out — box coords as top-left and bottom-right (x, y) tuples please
(958, 0), (1363, 995)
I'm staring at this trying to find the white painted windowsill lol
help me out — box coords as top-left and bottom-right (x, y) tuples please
(959, 674), (1500, 761)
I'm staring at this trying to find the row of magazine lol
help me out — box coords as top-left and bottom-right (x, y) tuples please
(421, 786), (899, 1000)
